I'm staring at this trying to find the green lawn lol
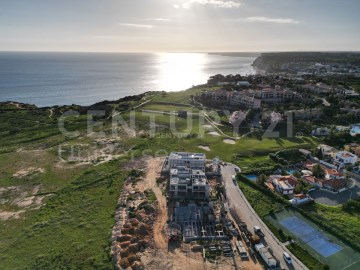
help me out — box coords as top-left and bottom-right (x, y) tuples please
(141, 103), (198, 113)
(152, 86), (220, 104)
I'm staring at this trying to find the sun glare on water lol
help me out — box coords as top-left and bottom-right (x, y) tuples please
(157, 53), (208, 91)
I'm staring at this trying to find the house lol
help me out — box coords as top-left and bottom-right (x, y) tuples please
(350, 124), (360, 136)
(237, 81), (251, 87)
(322, 167), (342, 180)
(336, 125), (350, 132)
(261, 111), (282, 124)
(256, 88), (302, 103)
(299, 149), (312, 157)
(318, 144), (338, 157)
(302, 175), (322, 187)
(337, 88), (360, 97)
(314, 82), (334, 94)
(289, 108), (323, 120)
(289, 194), (312, 206)
(229, 110), (248, 125)
(269, 175), (299, 195)
(322, 178), (347, 192)
(344, 143), (360, 156)
(334, 151), (358, 169)
(231, 93), (262, 109)
(311, 127), (330, 136)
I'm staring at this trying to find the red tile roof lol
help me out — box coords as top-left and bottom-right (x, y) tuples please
(322, 179), (347, 190)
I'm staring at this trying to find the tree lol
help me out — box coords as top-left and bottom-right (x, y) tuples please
(314, 148), (324, 160)
(256, 174), (267, 186)
(312, 164), (325, 178)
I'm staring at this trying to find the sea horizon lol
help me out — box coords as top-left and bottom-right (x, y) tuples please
(0, 51), (257, 107)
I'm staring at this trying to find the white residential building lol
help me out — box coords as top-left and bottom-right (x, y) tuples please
(231, 94), (262, 109)
(311, 127), (330, 136)
(169, 152), (206, 170)
(168, 152), (210, 200)
(237, 81), (252, 87)
(289, 194), (312, 206)
(334, 151), (358, 169)
(351, 124), (360, 136)
(269, 175), (298, 195)
(169, 166), (210, 200)
(318, 144), (338, 157)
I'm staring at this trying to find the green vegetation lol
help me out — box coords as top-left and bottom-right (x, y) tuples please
(300, 203), (360, 252)
(238, 174), (360, 268)
(0, 159), (128, 269)
(253, 52), (360, 72)
(144, 189), (157, 203)
(236, 175), (286, 217)
(287, 243), (329, 270)
(0, 84), (348, 269)
(270, 148), (306, 165)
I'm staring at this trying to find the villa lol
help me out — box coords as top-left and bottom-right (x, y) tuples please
(311, 127), (330, 136)
(334, 151), (358, 169)
(322, 178), (347, 192)
(318, 144), (338, 157)
(289, 194), (312, 206)
(269, 175), (299, 195)
(344, 143), (360, 156)
(350, 124), (360, 136)
(237, 81), (252, 87)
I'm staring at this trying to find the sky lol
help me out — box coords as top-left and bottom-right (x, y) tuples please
(0, 0), (359, 52)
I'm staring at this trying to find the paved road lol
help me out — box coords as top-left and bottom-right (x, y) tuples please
(307, 170), (360, 206)
(221, 163), (308, 270)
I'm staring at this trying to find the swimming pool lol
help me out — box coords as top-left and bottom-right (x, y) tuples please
(286, 169), (297, 175)
(245, 174), (257, 181)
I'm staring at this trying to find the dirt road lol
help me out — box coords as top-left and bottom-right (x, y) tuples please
(143, 158), (168, 250)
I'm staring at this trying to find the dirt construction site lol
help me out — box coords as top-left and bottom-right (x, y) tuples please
(110, 157), (264, 270)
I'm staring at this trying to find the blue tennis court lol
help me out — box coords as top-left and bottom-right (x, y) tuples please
(280, 216), (343, 257)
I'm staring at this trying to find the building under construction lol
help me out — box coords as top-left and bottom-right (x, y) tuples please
(166, 152), (227, 242)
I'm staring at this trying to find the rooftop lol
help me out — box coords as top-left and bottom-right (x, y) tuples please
(169, 152), (206, 161)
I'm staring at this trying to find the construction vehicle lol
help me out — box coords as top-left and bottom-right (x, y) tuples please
(235, 240), (248, 259)
(254, 226), (265, 238)
(254, 243), (278, 269)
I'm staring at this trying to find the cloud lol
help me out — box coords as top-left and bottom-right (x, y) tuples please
(243, 17), (299, 24)
(146, 18), (171, 22)
(174, 0), (241, 9)
(118, 23), (154, 29)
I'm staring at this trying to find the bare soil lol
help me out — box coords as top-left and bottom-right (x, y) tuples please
(138, 158), (263, 270)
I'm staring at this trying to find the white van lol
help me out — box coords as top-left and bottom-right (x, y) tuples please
(283, 252), (292, 264)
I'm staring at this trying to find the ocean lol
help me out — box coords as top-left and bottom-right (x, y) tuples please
(0, 52), (257, 107)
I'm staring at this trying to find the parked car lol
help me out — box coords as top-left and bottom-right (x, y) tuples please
(283, 252), (292, 264)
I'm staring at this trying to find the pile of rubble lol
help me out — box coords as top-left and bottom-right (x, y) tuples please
(111, 178), (158, 270)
